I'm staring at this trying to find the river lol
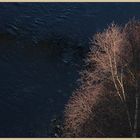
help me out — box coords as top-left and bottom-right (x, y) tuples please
(0, 2), (140, 137)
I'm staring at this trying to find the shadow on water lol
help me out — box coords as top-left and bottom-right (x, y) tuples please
(0, 31), (86, 137)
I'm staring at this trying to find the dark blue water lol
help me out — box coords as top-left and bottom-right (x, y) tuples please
(0, 2), (140, 137)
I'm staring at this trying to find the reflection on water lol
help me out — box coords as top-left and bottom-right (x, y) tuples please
(0, 2), (140, 137)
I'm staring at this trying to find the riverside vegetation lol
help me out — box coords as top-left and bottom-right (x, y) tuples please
(63, 20), (140, 137)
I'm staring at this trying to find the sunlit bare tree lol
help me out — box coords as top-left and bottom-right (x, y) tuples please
(63, 20), (140, 137)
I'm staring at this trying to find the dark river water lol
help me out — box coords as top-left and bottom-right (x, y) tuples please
(0, 2), (140, 137)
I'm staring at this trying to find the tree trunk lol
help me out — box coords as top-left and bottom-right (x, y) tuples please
(132, 82), (139, 137)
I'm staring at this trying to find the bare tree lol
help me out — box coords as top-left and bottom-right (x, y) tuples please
(90, 23), (133, 133)
(63, 21), (140, 137)
(123, 19), (140, 137)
